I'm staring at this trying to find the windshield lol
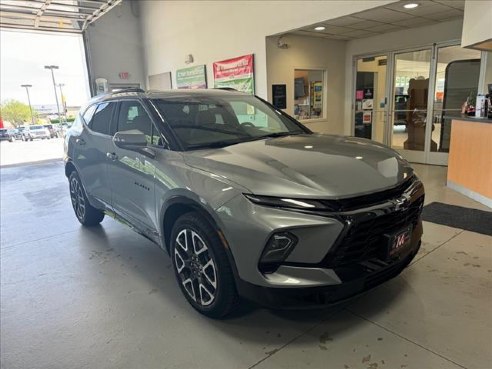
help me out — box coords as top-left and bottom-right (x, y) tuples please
(152, 95), (309, 150)
(29, 126), (44, 130)
(0, 129), (7, 133)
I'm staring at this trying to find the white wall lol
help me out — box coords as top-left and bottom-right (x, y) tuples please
(343, 19), (464, 135)
(461, 0), (492, 49)
(85, 0), (145, 93)
(139, 0), (396, 99)
(266, 34), (346, 134)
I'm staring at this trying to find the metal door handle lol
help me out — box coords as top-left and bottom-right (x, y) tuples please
(75, 138), (85, 145)
(106, 152), (118, 161)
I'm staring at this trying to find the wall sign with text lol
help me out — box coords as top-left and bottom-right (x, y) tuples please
(176, 65), (207, 89)
(213, 54), (255, 94)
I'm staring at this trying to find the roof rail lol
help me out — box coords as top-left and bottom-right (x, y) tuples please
(111, 88), (145, 95)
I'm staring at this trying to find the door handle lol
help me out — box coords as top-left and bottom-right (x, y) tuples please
(75, 138), (85, 145)
(106, 152), (118, 161)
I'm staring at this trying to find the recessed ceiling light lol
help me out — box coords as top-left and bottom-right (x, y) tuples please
(314, 26), (326, 31)
(403, 3), (419, 9)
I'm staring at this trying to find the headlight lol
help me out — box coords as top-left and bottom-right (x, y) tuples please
(244, 194), (334, 211)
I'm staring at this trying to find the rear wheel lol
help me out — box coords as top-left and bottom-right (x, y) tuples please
(69, 171), (105, 226)
(170, 212), (238, 318)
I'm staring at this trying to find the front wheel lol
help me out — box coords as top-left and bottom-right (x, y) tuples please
(170, 212), (238, 318)
(69, 171), (105, 226)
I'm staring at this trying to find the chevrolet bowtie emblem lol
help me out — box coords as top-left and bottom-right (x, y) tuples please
(393, 194), (410, 211)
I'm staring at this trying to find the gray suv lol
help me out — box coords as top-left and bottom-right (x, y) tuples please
(64, 89), (424, 318)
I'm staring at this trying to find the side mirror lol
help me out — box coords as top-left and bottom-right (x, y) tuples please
(113, 130), (147, 149)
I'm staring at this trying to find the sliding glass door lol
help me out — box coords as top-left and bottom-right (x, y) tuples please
(353, 42), (483, 165)
(389, 48), (432, 164)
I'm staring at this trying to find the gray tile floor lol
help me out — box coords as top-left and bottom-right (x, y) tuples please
(1, 161), (491, 369)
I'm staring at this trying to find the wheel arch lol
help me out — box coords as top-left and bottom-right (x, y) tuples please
(160, 196), (220, 252)
(65, 160), (77, 178)
(160, 196), (241, 283)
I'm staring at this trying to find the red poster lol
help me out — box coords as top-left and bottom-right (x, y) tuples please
(213, 54), (255, 93)
(213, 54), (253, 79)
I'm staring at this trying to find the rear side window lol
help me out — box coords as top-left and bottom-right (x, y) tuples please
(90, 102), (115, 135)
(82, 105), (97, 125)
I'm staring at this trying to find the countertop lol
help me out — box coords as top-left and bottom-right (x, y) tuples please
(450, 116), (492, 124)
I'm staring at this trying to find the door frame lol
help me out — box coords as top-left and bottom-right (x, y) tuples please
(352, 39), (486, 166)
(351, 53), (390, 144)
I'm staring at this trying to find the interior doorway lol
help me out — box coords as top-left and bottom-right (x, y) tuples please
(354, 55), (388, 144)
(353, 43), (483, 165)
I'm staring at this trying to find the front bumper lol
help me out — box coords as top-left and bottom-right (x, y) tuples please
(218, 176), (424, 291)
(236, 223), (421, 308)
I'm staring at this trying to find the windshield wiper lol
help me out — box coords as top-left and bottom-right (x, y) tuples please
(186, 131), (304, 150)
(260, 132), (300, 138)
(186, 139), (246, 150)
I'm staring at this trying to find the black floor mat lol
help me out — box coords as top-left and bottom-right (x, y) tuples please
(422, 202), (492, 236)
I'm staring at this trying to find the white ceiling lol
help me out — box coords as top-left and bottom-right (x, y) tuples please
(0, 0), (121, 33)
(292, 0), (465, 40)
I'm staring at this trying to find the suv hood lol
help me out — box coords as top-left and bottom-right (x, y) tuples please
(183, 134), (414, 198)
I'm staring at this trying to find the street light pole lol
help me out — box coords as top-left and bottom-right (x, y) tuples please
(44, 65), (61, 123)
(20, 84), (34, 125)
(57, 83), (66, 123)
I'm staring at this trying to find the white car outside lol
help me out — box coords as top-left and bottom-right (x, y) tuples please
(25, 125), (51, 141)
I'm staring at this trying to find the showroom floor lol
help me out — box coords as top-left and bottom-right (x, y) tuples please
(1, 161), (491, 369)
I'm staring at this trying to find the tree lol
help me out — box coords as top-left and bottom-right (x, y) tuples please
(0, 100), (37, 127)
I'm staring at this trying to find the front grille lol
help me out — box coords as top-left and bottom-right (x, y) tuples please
(320, 176), (415, 212)
(323, 191), (424, 268)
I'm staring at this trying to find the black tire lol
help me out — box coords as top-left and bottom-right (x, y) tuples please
(68, 171), (105, 226)
(170, 212), (239, 318)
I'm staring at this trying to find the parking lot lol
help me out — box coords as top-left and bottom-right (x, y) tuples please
(1, 160), (490, 369)
(0, 137), (64, 167)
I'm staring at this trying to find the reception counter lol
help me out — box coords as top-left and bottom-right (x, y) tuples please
(447, 117), (492, 207)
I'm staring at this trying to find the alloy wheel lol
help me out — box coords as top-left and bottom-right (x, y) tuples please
(70, 177), (86, 220)
(173, 229), (218, 306)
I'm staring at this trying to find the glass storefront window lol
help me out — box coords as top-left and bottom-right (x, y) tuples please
(432, 46), (481, 153)
(293, 69), (324, 120)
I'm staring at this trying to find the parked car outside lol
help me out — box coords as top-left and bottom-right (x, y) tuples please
(0, 128), (14, 142)
(9, 128), (23, 140)
(24, 125), (51, 141)
(17, 126), (27, 141)
(44, 124), (58, 138)
(65, 89), (424, 318)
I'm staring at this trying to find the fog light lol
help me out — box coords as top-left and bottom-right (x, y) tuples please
(259, 232), (298, 271)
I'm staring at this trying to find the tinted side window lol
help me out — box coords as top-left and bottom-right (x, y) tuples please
(90, 102), (115, 135)
(117, 101), (159, 145)
(82, 105), (97, 125)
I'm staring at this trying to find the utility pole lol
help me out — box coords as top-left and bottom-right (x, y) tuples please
(20, 84), (35, 125)
(57, 83), (66, 123)
(44, 65), (61, 123)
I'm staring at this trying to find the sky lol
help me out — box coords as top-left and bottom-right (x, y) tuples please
(0, 29), (91, 110)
